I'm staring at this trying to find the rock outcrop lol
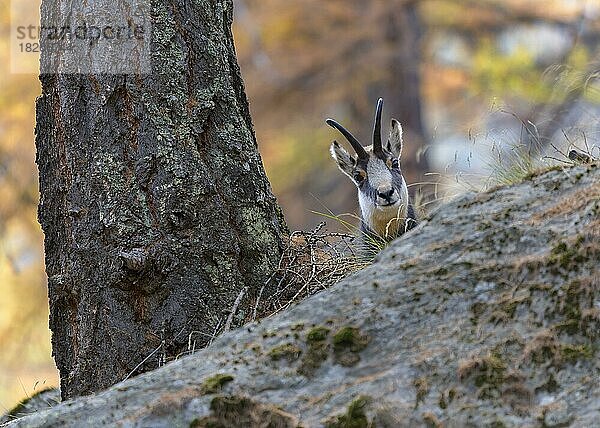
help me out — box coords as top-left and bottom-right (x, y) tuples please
(7, 164), (599, 427)
(0, 389), (60, 425)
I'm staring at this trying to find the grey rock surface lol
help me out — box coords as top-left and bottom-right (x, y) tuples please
(8, 165), (600, 427)
(0, 389), (60, 425)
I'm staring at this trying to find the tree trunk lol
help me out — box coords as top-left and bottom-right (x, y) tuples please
(36, 0), (287, 400)
(383, 0), (430, 182)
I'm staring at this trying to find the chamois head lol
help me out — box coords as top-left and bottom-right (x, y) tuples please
(327, 98), (414, 239)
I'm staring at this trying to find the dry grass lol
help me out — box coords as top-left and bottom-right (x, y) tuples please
(521, 329), (560, 365)
(251, 222), (367, 321)
(580, 308), (600, 340)
(529, 183), (600, 224)
(157, 223), (367, 368)
(174, 143), (598, 370)
(458, 353), (506, 383)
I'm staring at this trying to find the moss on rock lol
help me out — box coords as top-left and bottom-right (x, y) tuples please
(307, 326), (330, 343)
(332, 326), (370, 367)
(458, 353), (507, 398)
(299, 326), (331, 376)
(201, 374), (234, 395)
(190, 395), (298, 427)
(268, 343), (302, 362)
(325, 396), (371, 428)
(559, 344), (594, 363)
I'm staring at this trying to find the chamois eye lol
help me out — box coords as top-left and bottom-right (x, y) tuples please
(354, 171), (366, 182)
(391, 159), (399, 169)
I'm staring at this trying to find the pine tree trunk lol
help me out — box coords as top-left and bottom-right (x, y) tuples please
(36, 0), (287, 400)
(384, 1), (430, 181)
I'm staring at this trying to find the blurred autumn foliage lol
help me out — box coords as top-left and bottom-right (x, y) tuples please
(1, 0), (598, 410)
(235, 0), (599, 228)
(0, 1), (55, 410)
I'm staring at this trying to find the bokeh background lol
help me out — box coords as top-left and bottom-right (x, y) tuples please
(1, 0), (599, 410)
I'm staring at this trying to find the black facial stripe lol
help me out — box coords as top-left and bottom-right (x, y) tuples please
(360, 180), (378, 197)
(391, 170), (404, 189)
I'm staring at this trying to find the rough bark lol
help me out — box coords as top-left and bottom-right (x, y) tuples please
(35, 0), (286, 400)
(13, 164), (600, 427)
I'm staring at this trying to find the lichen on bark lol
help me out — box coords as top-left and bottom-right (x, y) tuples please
(36, 0), (286, 399)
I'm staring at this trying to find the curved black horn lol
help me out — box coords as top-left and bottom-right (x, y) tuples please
(325, 118), (369, 160)
(373, 98), (384, 157)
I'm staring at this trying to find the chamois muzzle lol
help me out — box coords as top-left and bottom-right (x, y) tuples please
(378, 187), (395, 202)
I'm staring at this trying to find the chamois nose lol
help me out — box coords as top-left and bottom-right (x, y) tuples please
(378, 187), (395, 201)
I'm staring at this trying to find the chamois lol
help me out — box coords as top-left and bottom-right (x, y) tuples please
(327, 98), (417, 252)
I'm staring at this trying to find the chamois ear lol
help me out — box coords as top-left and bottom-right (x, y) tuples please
(330, 140), (355, 177)
(387, 119), (403, 158)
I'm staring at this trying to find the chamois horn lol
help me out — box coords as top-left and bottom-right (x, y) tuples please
(326, 118), (369, 160)
(373, 98), (384, 158)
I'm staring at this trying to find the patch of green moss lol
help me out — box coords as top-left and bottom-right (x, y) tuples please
(332, 327), (369, 351)
(201, 374), (234, 394)
(552, 279), (596, 336)
(332, 327), (370, 367)
(459, 353), (507, 398)
(527, 336), (559, 365)
(489, 297), (531, 324)
(474, 355), (506, 388)
(268, 343), (302, 362)
(191, 395), (297, 427)
(548, 240), (587, 272)
(560, 344), (594, 363)
(325, 396), (371, 428)
(307, 326), (330, 343)
(563, 281), (583, 318)
(554, 319), (580, 335)
(501, 298), (528, 318)
(298, 326), (330, 376)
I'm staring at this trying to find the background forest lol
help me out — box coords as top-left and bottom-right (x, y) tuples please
(0, 0), (599, 409)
